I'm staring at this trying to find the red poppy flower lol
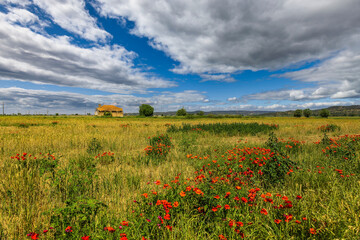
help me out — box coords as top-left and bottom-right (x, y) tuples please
(260, 208), (268, 215)
(274, 219), (281, 224)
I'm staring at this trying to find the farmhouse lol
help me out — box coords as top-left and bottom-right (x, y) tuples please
(95, 104), (124, 117)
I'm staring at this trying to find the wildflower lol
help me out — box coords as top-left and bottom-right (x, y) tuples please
(43, 229), (48, 233)
(241, 197), (248, 203)
(65, 226), (73, 233)
(260, 208), (268, 215)
(214, 195), (220, 199)
(236, 221), (244, 227)
(120, 233), (128, 240)
(212, 207), (218, 212)
(81, 236), (91, 240)
(228, 220), (235, 228)
(121, 221), (129, 226)
(180, 191), (186, 197)
(27, 233), (40, 240)
(219, 234), (227, 240)
(165, 225), (173, 231)
(142, 193), (148, 198)
(104, 227), (115, 232)
(224, 204), (230, 210)
(310, 228), (317, 234)
(164, 214), (171, 220)
(274, 219), (281, 224)
(296, 195), (302, 200)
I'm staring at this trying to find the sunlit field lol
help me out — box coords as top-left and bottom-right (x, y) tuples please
(0, 115), (359, 239)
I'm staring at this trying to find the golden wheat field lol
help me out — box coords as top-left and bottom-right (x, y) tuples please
(0, 115), (360, 240)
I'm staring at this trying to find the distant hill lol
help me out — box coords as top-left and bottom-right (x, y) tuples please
(153, 110), (274, 116)
(261, 105), (360, 117)
(124, 105), (360, 117)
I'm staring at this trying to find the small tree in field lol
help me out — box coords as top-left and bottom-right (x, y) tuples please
(320, 109), (330, 118)
(303, 108), (312, 118)
(139, 104), (154, 117)
(176, 108), (187, 116)
(197, 111), (205, 116)
(294, 109), (302, 118)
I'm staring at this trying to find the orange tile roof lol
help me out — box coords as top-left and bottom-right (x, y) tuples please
(97, 105), (123, 112)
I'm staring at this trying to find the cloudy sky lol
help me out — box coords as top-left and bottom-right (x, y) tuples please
(0, 0), (359, 114)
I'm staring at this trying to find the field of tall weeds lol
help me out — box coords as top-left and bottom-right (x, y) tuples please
(0, 115), (359, 239)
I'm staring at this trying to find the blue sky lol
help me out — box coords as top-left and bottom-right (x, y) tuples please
(0, 0), (359, 114)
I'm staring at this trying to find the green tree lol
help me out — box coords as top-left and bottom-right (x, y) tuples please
(176, 108), (187, 116)
(303, 108), (312, 118)
(139, 104), (154, 117)
(293, 109), (302, 118)
(319, 109), (330, 118)
(103, 111), (112, 117)
(197, 111), (205, 116)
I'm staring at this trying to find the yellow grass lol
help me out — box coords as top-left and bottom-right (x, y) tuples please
(0, 115), (359, 239)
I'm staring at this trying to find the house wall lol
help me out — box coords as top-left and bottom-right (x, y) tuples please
(112, 112), (124, 117)
(95, 111), (123, 117)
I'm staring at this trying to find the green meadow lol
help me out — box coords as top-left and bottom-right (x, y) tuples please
(0, 116), (359, 239)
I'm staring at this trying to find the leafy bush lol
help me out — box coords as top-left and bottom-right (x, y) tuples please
(103, 111), (112, 117)
(144, 134), (173, 159)
(263, 132), (296, 185)
(87, 138), (102, 154)
(176, 108), (187, 116)
(11, 152), (58, 177)
(303, 108), (311, 118)
(53, 156), (98, 201)
(293, 109), (302, 118)
(48, 198), (107, 239)
(167, 122), (279, 136)
(139, 104), (154, 117)
(319, 109), (330, 118)
(318, 124), (340, 132)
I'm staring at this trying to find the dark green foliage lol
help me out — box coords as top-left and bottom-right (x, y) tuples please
(49, 198), (107, 238)
(87, 138), (102, 154)
(293, 109), (302, 118)
(318, 124), (340, 132)
(303, 108), (312, 118)
(139, 104), (154, 117)
(53, 156), (98, 201)
(320, 109), (330, 118)
(176, 108), (187, 116)
(263, 132), (295, 186)
(103, 111), (112, 117)
(167, 122), (279, 136)
(145, 134), (173, 159)
(197, 111), (205, 116)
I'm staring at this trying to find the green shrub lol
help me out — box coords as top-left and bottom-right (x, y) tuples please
(139, 104), (154, 117)
(319, 109), (330, 118)
(103, 111), (112, 117)
(293, 109), (302, 118)
(176, 108), (187, 116)
(167, 122), (279, 136)
(87, 138), (102, 154)
(48, 198), (107, 239)
(303, 108), (311, 118)
(318, 124), (340, 132)
(145, 134), (173, 159)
